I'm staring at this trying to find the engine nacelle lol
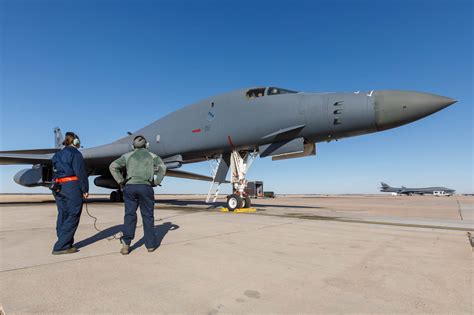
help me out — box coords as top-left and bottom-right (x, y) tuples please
(163, 154), (183, 170)
(14, 165), (52, 187)
(94, 176), (120, 189)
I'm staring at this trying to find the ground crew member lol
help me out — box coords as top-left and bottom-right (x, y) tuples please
(50, 132), (89, 255)
(109, 135), (166, 255)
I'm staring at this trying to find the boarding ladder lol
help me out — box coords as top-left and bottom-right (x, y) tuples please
(206, 156), (222, 203)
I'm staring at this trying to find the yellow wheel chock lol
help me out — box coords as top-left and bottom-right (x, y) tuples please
(220, 207), (257, 213)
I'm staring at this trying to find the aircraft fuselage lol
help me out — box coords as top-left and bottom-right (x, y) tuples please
(87, 88), (454, 165)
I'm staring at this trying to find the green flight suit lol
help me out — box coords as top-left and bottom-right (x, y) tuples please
(109, 148), (166, 186)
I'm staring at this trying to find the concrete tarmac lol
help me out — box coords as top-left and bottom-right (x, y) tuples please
(0, 194), (472, 314)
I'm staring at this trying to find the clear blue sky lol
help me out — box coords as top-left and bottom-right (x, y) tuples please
(0, 0), (472, 194)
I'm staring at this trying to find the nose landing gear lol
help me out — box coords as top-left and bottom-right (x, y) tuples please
(205, 150), (257, 211)
(225, 150), (256, 211)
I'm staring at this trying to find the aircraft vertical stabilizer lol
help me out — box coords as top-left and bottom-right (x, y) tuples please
(54, 127), (63, 148)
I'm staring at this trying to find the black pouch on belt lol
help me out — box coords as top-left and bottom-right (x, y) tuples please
(49, 181), (62, 193)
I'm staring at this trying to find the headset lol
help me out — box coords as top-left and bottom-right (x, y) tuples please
(64, 132), (81, 148)
(132, 135), (149, 149)
(73, 136), (81, 147)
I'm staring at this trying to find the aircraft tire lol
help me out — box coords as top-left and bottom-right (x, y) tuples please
(227, 194), (242, 211)
(110, 191), (118, 202)
(243, 196), (251, 208)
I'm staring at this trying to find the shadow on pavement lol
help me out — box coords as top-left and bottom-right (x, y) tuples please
(159, 199), (321, 209)
(159, 199), (225, 208)
(74, 224), (124, 248)
(1, 197), (322, 210)
(129, 222), (179, 252)
(74, 222), (179, 251)
(250, 203), (322, 209)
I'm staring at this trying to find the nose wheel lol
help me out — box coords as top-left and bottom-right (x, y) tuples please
(109, 190), (124, 202)
(226, 194), (242, 211)
(242, 195), (251, 208)
(226, 194), (252, 211)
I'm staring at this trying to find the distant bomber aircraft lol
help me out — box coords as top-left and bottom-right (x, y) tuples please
(0, 87), (456, 209)
(380, 182), (455, 196)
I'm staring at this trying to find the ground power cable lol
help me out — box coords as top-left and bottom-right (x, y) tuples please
(83, 198), (123, 241)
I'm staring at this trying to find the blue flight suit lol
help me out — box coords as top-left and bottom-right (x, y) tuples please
(52, 146), (89, 251)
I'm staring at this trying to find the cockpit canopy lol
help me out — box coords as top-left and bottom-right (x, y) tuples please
(246, 87), (298, 99)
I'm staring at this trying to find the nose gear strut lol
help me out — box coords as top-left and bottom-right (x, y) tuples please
(205, 150), (257, 211)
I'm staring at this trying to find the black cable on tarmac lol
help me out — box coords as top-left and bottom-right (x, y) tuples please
(83, 198), (123, 241)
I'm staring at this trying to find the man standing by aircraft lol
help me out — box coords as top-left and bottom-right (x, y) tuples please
(109, 135), (166, 255)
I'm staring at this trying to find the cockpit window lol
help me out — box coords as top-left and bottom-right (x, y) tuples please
(267, 87), (298, 95)
(246, 87), (298, 99)
(246, 88), (266, 99)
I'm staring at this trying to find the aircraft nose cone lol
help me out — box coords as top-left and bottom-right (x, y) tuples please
(374, 90), (457, 131)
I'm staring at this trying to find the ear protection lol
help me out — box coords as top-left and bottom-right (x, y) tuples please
(132, 135), (149, 149)
(64, 132), (81, 147)
(72, 135), (81, 147)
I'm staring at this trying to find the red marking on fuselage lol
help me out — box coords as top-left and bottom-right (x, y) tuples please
(192, 129), (202, 133)
(227, 135), (235, 148)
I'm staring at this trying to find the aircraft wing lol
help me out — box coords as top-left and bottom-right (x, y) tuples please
(0, 148), (60, 154)
(1, 140), (223, 188)
(0, 151), (55, 165)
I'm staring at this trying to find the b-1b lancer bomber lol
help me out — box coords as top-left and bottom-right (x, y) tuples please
(0, 87), (456, 210)
(380, 182), (455, 196)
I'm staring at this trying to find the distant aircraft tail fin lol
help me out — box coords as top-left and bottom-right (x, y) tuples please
(54, 127), (63, 148)
(380, 182), (390, 189)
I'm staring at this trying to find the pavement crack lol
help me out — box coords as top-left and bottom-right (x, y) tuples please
(455, 197), (464, 220)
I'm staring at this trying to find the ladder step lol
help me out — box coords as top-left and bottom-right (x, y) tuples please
(206, 155), (223, 203)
